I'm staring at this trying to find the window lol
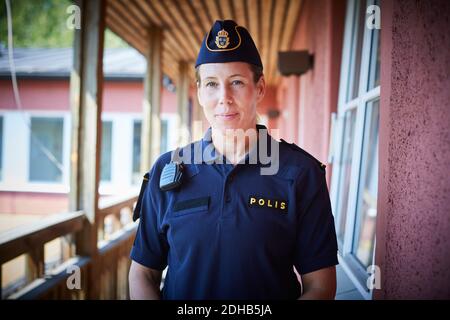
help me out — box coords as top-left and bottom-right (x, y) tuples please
(352, 99), (379, 267)
(336, 109), (357, 243)
(347, 0), (367, 102)
(367, 20), (381, 90)
(101, 121), (112, 182)
(29, 117), (64, 183)
(131, 119), (169, 185)
(330, 0), (380, 298)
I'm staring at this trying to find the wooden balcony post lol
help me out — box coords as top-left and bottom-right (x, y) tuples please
(25, 245), (45, 282)
(141, 26), (163, 172)
(177, 61), (190, 146)
(69, 0), (105, 299)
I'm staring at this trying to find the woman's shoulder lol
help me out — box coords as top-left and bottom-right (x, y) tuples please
(278, 139), (326, 173)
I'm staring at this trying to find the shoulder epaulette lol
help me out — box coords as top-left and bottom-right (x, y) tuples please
(280, 139), (326, 171)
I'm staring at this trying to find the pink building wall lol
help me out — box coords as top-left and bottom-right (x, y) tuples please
(375, 0), (450, 299)
(275, 0), (346, 183)
(0, 79), (176, 113)
(0, 192), (68, 215)
(277, 76), (299, 143)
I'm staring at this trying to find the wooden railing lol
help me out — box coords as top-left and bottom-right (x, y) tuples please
(0, 195), (138, 300)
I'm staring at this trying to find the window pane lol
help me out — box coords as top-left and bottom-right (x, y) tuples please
(347, 0), (366, 101)
(132, 120), (141, 185)
(367, 13), (380, 90)
(0, 117), (3, 180)
(336, 109), (357, 242)
(352, 99), (379, 267)
(101, 121), (112, 181)
(29, 117), (63, 182)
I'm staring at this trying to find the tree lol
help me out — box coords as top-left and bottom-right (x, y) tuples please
(0, 0), (127, 48)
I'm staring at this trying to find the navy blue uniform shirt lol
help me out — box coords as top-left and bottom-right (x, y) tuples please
(130, 125), (338, 299)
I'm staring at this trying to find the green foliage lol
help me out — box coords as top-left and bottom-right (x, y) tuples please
(0, 0), (73, 47)
(0, 0), (128, 48)
(104, 29), (129, 49)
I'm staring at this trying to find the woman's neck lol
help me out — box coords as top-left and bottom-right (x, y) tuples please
(211, 124), (258, 165)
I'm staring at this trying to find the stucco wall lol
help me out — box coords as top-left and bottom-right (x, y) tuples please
(376, 0), (450, 299)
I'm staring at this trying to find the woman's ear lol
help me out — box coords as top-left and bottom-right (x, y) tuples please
(255, 75), (266, 104)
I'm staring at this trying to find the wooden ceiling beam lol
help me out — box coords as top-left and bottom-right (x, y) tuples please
(247, 0), (260, 49)
(267, 0), (287, 84)
(280, 0), (303, 51)
(261, 0), (273, 82)
(149, 0), (198, 59)
(106, 16), (145, 54)
(118, 0), (149, 28)
(162, 30), (186, 61)
(172, 0), (204, 45)
(106, 4), (146, 48)
(232, 0), (247, 28)
(132, 1), (189, 62)
(133, 0), (163, 26)
(108, 0), (146, 38)
(204, 0), (222, 21)
(190, 0), (211, 33)
(220, 0), (235, 20)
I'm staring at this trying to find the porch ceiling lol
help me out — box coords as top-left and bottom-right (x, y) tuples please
(105, 0), (302, 86)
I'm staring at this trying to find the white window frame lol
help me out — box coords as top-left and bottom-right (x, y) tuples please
(99, 112), (177, 194)
(99, 113), (128, 195)
(329, 0), (380, 300)
(0, 110), (70, 193)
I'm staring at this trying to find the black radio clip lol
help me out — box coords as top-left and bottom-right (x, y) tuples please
(159, 147), (184, 191)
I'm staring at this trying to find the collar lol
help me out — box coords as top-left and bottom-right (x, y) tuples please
(201, 124), (274, 166)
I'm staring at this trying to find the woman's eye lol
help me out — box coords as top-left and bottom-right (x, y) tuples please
(232, 80), (244, 86)
(205, 82), (218, 88)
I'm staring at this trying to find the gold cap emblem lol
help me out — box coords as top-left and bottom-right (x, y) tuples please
(215, 29), (230, 49)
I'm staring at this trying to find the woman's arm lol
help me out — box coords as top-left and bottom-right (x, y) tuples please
(298, 266), (337, 300)
(129, 261), (163, 300)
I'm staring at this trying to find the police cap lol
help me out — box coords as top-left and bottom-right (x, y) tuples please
(195, 20), (263, 69)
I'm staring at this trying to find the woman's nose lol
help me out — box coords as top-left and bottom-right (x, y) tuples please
(219, 85), (233, 105)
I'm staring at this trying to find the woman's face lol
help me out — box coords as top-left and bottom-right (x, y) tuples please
(197, 62), (265, 132)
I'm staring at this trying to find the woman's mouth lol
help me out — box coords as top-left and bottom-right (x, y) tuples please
(215, 113), (239, 120)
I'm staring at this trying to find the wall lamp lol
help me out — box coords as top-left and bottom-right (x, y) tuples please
(277, 50), (314, 76)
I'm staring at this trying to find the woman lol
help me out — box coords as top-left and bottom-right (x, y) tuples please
(129, 20), (338, 300)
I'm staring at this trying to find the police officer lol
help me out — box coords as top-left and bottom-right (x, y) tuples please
(129, 20), (338, 300)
